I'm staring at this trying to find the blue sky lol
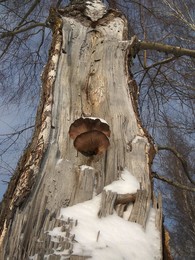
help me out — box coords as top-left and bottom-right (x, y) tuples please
(0, 101), (35, 200)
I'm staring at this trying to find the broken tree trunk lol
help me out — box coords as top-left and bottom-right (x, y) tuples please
(0, 1), (162, 259)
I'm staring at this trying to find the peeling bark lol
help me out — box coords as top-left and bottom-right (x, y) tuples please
(0, 2), (162, 259)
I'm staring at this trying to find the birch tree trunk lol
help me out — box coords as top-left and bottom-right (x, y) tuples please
(0, 1), (162, 259)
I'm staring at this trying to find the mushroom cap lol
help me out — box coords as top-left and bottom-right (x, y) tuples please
(69, 117), (110, 140)
(74, 130), (110, 157)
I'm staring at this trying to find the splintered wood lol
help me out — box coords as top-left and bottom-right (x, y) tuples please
(153, 193), (163, 232)
(98, 190), (117, 217)
(129, 189), (151, 228)
(29, 213), (77, 259)
(98, 190), (137, 219)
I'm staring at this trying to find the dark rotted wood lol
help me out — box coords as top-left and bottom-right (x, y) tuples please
(115, 193), (136, 205)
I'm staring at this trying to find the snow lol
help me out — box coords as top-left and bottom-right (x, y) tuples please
(132, 135), (147, 144)
(85, 0), (106, 22)
(48, 169), (161, 259)
(83, 116), (109, 125)
(80, 165), (94, 171)
(104, 169), (139, 194)
(57, 158), (63, 165)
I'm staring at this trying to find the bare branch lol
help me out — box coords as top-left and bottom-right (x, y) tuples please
(144, 56), (176, 70)
(130, 35), (195, 58)
(18, 0), (41, 27)
(0, 125), (34, 137)
(0, 37), (13, 59)
(1, 180), (9, 184)
(135, 38), (195, 58)
(0, 0), (46, 60)
(152, 172), (195, 192)
(162, 0), (195, 31)
(1, 23), (46, 39)
(157, 145), (195, 185)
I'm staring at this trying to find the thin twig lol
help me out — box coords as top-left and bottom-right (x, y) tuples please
(157, 145), (195, 185)
(152, 172), (195, 192)
(0, 125), (34, 137)
(18, 0), (41, 27)
(144, 56), (176, 70)
(1, 23), (46, 39)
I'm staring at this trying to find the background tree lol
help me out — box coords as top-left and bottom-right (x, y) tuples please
(154, 125), (195, 258)
(0, 0), (194, 258)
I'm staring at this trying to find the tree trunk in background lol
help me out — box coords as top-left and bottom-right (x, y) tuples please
(0, 1), (162, 259)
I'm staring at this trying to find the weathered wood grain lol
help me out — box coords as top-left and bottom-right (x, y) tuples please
(154, 193), (163, 257)
(129, 189), (151, 228)
(98, 190), (117, 217)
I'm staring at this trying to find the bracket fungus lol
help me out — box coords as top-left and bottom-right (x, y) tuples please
(69, 117), (110, 157)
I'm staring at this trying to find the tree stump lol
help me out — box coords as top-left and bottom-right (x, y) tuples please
(0, 1), (162, 259)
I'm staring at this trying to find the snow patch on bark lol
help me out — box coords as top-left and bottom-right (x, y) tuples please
(104, 169), (139, 194)
(80, 165), (94, 171)
(132, 135), (148, 144)
(83, 116), (108, 125)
